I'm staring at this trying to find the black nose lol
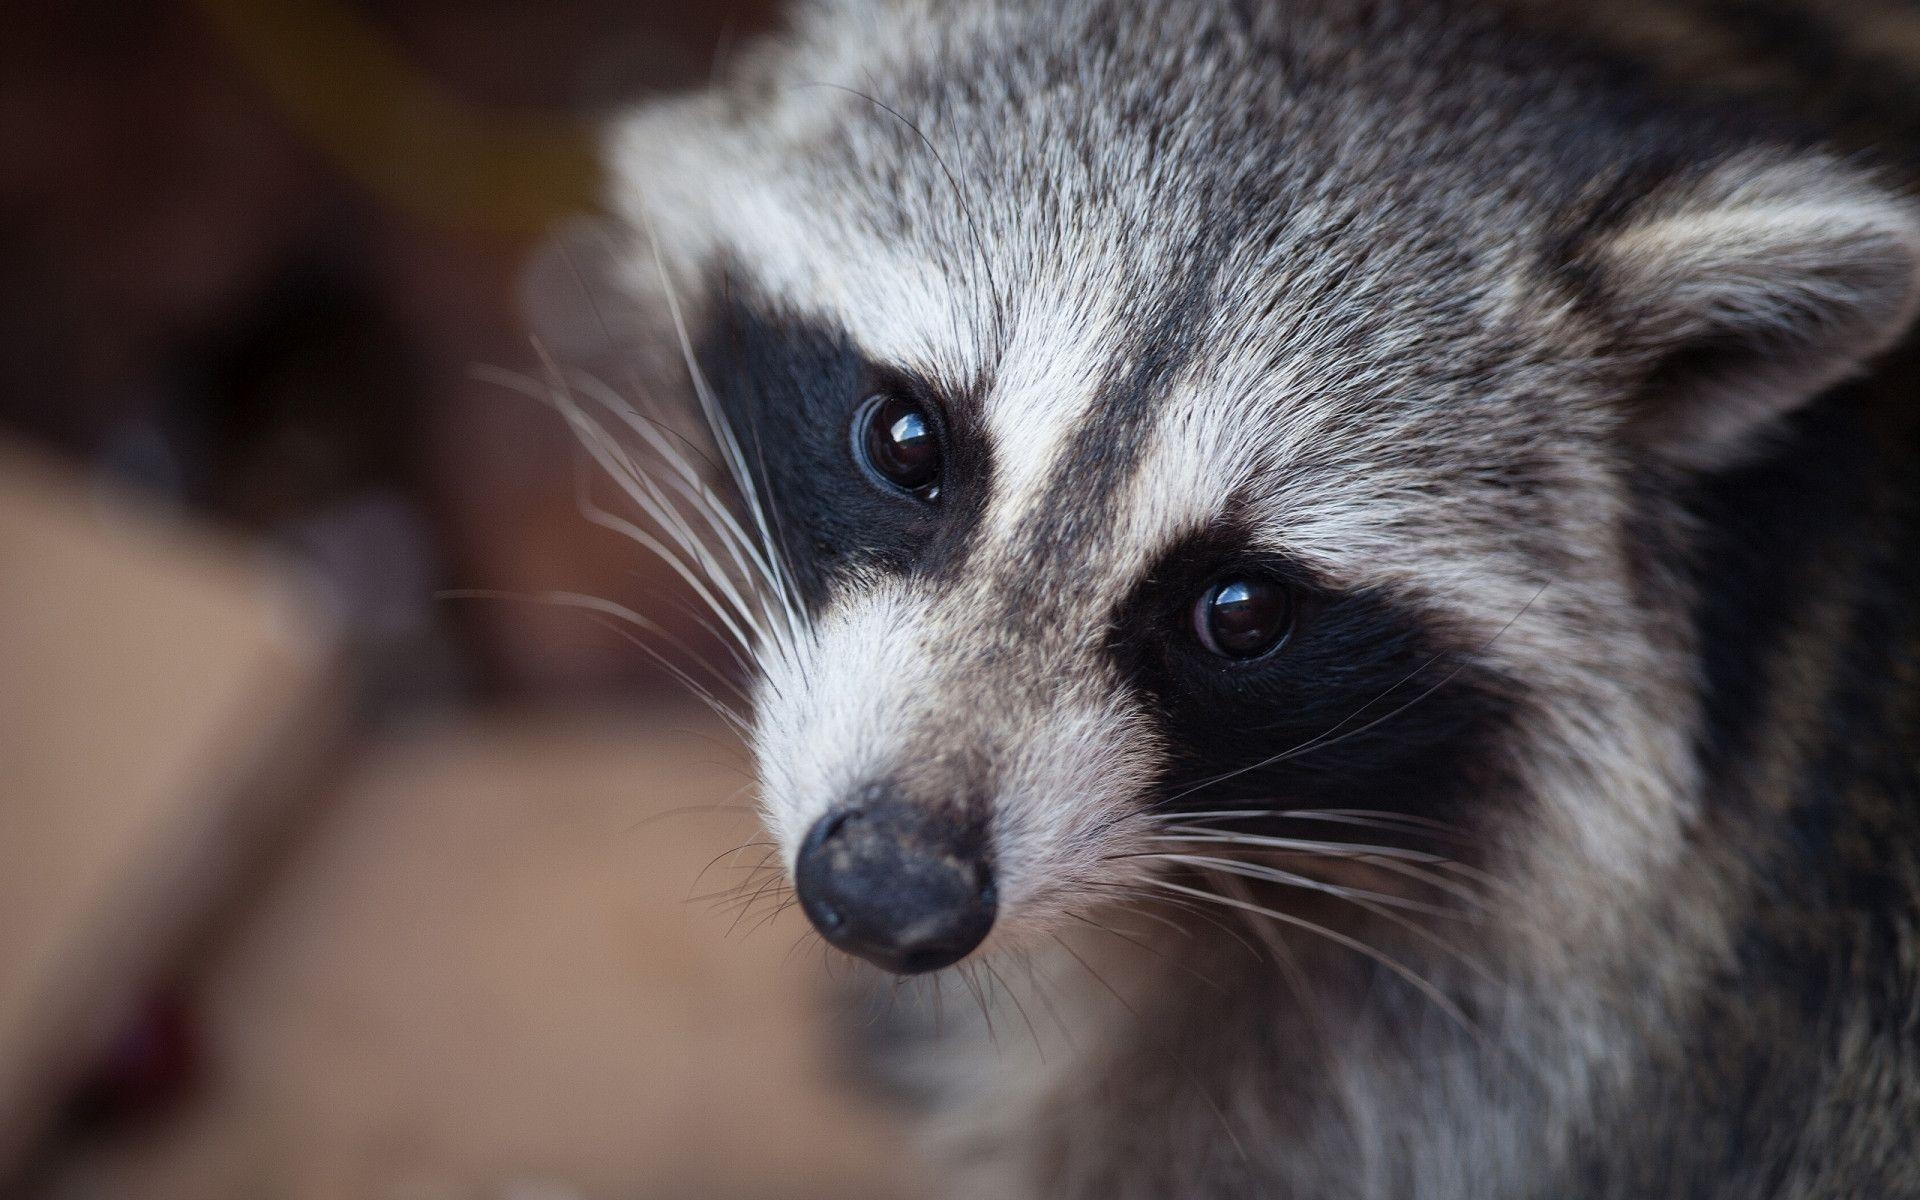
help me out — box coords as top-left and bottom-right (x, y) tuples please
(794, 803), (996, 974)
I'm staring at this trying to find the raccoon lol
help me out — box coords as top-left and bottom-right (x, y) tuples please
(585, 0), (1920, 1195)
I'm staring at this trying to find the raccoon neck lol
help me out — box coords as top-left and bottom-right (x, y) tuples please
(1556, 364), (1920, 1196)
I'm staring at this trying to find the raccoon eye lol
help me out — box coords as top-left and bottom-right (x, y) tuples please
(855, 393), (943, 500)
(1193, 576), (1294, 659)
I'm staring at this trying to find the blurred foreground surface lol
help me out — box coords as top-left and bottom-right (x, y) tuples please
(41, 716), (912, 1200)
(1, 444), (919, 1199)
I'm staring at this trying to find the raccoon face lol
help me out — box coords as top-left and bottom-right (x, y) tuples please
(605, 0), (1920, 976)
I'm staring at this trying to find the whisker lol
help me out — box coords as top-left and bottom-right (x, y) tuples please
(1051, 933), (1249, 1164)
(724, 874), (791, 937)
(981, 958), (1047, 1061)
(567, 367), (797, 642)
(620, 793), (754, 837)
(958, 962), (998, 1048)
(640, 220), (807, 637)
(439, 589), (749, 733)
(1126, 852), (1472, 920)
(476, 358), (776, 657)
(695, 860), (783, 907)
(1285, 808), (1461, 834)
(687, 839), (778, 892)
(1016, 951), (1081, 1051)
(689, 865), (782, 908)
(704, 880), (786, 917)
(742, 894), (802, 940)
(579, 609), (753, 710)
(782, 927), (818, 969)
(1142, 831), (1492, 910)
(1064, 910), (1232, 997)
(1146, 828), (1451, 864)
(1080, 880), (1267, 961)
(1146, 878), (1484, 1045)
(1164, 808), (1465, 840)
(559, 404), (768, 652)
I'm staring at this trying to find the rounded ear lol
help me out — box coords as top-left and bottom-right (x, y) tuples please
(1578, 152), (1920, 470)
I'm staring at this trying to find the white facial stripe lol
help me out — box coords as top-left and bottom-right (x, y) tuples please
(609, 122), (973, 382)
(752, 575), (938, 865)
(979, 285), (1130, 541)
(735, 197), (973, 378)
(1096, 348), (1347, 590)
(738, 205), (971, 376)
(986, 685), (1159, 936)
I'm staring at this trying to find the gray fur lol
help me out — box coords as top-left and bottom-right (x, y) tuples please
(587, 1), (1920, 1195)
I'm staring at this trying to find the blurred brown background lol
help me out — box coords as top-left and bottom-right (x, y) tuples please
(0, 2), (923, 1197)
(1, 0), (770, 699)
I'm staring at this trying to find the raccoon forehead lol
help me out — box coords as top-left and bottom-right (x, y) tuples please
(628, 104), (1608, 611)
(668, 182), (1177, 527)
(691, 190), (1598, 605)
(640, 172), (977, 376)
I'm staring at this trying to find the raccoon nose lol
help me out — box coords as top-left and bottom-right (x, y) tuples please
(794, 803), (996, 974)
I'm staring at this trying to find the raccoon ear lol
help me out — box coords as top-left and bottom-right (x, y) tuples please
(1584, 154), (1920, 470)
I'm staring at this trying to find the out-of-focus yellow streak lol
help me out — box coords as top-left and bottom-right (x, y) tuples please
(194, 0), (605, 237)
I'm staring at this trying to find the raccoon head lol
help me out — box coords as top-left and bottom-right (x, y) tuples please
(598, 0), (1920, 979)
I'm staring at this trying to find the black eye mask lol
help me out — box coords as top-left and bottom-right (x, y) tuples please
(700, 289), (995, 613)
(1109, 530), (1520, 839)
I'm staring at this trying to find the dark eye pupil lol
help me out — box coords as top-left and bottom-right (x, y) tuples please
(1195, 577), (1293, 659)
(861, 395), (942, 496)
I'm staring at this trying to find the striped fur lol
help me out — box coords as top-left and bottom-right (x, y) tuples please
(589, 1), (1920, 1195)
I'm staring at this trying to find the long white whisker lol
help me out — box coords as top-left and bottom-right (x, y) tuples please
(440, 589), (750, 733)
(544, 366), (768, 645)
(641, 219), (805, 633)
(1148, 830), (1492, 908)
(573, 479), (763, 652)
(560, 397), (764, 648)
(566, 367), (796, 644)
(1147, 829), (1450, 864)
(1165, 808), (1464, 841)
(473, 361), (770, 654)
(1129, 852), (1469, 919)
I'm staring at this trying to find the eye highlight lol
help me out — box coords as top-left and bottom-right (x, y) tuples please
(1193, 576), (1295, 660)
(855, 393), (943, 500)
